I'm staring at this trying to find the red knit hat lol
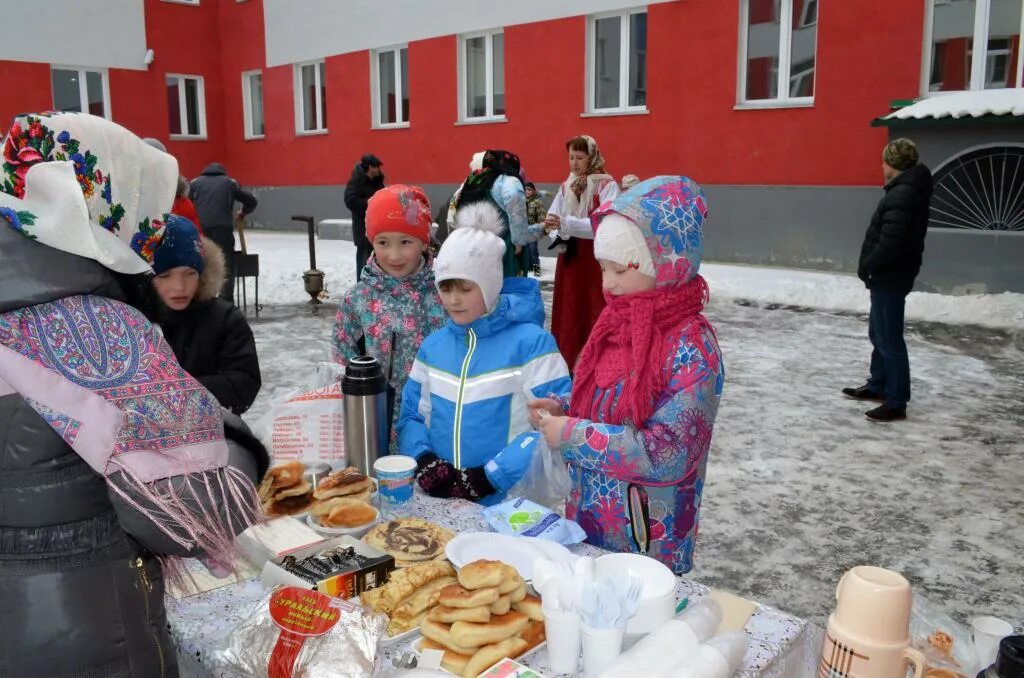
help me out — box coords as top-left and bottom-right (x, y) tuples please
(365, 184), (432, 243)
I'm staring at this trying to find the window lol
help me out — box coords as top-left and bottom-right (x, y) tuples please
(242, 70), (264, 139)
(51, 67), (110, 118)
(739, 0), (818, 105)
(459, 30), (504, 121)
(587, 9), (648, 112)
(166, 74), (206, 138)
(294, 60), (327, 133)
(161, 0), (199, 5)
(372, 46), (409, 127)
(925, 0), (1023, 93)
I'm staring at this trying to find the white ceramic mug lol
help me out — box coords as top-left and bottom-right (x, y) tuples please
(819, 566), (926, 678)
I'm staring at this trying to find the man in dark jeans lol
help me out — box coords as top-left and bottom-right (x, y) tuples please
(844, 138), (933, 422)
(344, 153), (385, 280)
(189, 162), (258, 302)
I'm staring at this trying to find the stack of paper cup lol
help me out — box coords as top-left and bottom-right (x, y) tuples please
(581, 623), (625, 678)
(543, 603), (581, 674)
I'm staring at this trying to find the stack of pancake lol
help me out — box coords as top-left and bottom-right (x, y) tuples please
(359, 560), (457, 636)
(309, 467), (376, 528)
(419, 559), (545, 677)
(362, 518), (454, 567)
(257, 461), (312, 516)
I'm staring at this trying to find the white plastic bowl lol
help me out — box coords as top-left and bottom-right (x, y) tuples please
(595, 553), (677, 635)
(306, 508), (379, 538)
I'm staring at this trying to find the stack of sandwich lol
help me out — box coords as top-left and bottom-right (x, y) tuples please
(257, 461), (312, 516)
(419, 559), (545, 677)
(359, 560), (457, 636)
(309, 467), (376, 528)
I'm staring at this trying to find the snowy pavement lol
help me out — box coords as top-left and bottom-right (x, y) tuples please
(240, 231), (1024, 627)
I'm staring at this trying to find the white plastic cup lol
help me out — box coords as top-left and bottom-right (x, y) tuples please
(543, 605), (581, 674)
(581, 622), (624, 678)
(373, 455), (417, 519)
(973, 616), (1014, 668)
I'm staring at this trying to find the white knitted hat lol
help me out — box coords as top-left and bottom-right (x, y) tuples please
(435, 201), (506, 312)
(593, 213), (656, 278)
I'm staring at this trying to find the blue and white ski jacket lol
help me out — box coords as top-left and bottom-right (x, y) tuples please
(398, 277), (572, 504)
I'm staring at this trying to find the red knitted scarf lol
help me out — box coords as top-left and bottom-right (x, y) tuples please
(571, 275), (710, 426)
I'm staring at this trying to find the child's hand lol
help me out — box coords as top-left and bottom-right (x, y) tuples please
(528, 398), (565, 427)
(537, 413), (570, 449)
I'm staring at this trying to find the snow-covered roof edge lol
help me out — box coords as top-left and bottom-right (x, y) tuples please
(881, 89), (1024, 122)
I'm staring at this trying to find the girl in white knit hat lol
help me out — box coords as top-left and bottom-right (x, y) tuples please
(396, 202), (572, 504)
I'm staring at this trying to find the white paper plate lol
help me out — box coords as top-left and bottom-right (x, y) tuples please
(445, 532), (575, 581)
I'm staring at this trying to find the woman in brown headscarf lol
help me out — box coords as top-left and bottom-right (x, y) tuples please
(544, 135), (620, 370)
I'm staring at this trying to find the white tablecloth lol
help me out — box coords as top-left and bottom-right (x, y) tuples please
(167, 494), (822, 677)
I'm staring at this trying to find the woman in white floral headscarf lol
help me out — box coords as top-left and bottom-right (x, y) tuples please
(0, 112), (264, 676)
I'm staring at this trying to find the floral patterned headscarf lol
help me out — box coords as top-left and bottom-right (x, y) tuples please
(0, 112), (177, 274)
(570, 135), (607, 199)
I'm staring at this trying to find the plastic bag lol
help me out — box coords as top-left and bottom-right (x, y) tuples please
(506, 435), (571, 509)
(910, 594), (980, 676)
(483, 497), (586, 545)
(253, 363), (346, 467)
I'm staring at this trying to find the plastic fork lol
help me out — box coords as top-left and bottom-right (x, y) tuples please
(617, 573), (643, 624)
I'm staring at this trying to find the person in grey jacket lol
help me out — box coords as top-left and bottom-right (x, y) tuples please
(188, 162), (258, 301)
(0, 112), (266, 677)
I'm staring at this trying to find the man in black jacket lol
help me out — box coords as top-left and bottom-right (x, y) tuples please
(189, 162), (258, 301)
(344, 153), (385, 280)
(844, 138), (933, 422)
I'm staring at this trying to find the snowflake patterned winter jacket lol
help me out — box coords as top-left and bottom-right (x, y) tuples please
(558, 177), (724, 574)
(331, 256), (447, 451)
(398, 277), (572, 505)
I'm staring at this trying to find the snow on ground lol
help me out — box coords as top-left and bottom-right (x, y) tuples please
(240, 231), (1024, 627)
(244, 231), (1024, 330)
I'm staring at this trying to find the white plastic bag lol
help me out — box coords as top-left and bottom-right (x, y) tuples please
(253, 363), (346, 467)
(507, 436), (572, 509)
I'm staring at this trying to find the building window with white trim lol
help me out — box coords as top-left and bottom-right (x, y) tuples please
(242, 70), (264, 139)
(372, 46), (409, 127)
(587, 9), (648, 112)
(166, 74), (206, 138)
(925, 0), (1023, 93)
(294, 60), (327, 133)
(161, 0), (199, 5)
(739, 0), (818, 105)
(459, 30), (504, 121)
(51, 67), (110, 118)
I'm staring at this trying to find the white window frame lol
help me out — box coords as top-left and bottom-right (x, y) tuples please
(921, 0), (1024, 96)
(585, 8), (649, 115)
(457, 28), (506, 123)
(241, 70), (264, 140)
(293, 60), (328, 135)
(166, 73), (207, 140)
(50, 65), (112, 119)
(736, 0), (818, 108)
(161, 0), (199, 5)
(370, 45), (410, 128)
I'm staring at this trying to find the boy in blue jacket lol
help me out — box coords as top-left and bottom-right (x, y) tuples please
(398, 202), (572, 505)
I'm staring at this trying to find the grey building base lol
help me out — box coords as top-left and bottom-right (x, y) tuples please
(245, 182), (1024, 294)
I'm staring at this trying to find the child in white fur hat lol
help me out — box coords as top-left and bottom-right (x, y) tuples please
(397, 202), (572, 505)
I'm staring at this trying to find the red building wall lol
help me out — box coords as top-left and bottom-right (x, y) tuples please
(2, 1), (928, 188)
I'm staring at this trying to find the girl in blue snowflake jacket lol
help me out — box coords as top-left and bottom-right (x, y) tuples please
(532, 176), (724, 574)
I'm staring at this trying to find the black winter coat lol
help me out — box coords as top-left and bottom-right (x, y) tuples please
(858, 164), (934, 291)
(189, 162), (258, 231)
(344, 162), (385, 248)
(0, 226), (266, 677)
(158, 236), (261, 414)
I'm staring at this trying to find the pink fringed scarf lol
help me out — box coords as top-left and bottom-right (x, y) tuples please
(570, 275), (711, 426)
(0, 295), (260, 574)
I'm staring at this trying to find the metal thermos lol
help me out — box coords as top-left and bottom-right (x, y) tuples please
(342, 356), (388, 475)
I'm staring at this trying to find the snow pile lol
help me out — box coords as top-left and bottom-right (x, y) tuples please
(244, 231), (1024, 330)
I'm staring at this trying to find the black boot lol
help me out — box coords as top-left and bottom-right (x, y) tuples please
(842, 385), (885, 401)
(865, 404), (906, 422)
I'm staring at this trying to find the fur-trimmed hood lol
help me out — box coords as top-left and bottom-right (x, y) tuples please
(196, 236), (227, 302)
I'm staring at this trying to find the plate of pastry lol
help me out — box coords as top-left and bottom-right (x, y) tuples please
(445, 532), (574, 581)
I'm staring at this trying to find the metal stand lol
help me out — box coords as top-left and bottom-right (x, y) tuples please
(234, 251), (261, 317)
(292, 214), (325, 313)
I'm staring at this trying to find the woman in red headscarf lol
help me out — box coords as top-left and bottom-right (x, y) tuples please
(544, 135), (619, 370)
